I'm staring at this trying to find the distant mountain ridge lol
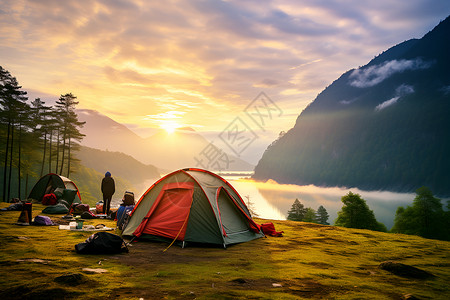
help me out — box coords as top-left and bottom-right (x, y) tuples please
(254, 16), (450, 196)
(77, 109), (254, 171)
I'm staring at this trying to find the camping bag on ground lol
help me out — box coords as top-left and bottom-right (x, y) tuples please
(42, 203), (69, 214)
(95, 201), (103, 214)
(58, 200), (70, 209)
(260, 222), (284, 237)
(75, 232), (129, 254)
(0, 202), (24, 211)
(71, 203), (90, 215)
(42, 193), (58, 206)
(80, 211), (98, 219)
(33, 215), (54, 226)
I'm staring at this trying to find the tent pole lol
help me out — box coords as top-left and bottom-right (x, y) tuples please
(163, 213), (190, 252)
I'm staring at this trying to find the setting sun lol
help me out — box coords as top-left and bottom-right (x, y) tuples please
(160, 121), (180, 134)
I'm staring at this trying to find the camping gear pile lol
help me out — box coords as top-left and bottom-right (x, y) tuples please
(2, 169), (281, 254)
(28, 173), (83, 215)
(28, 173), (82, 205)
(117, 191), (135, 230)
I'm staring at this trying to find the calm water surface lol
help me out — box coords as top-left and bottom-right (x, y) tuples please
(127, 172), (416, 230)
(226, 176), (414, 230)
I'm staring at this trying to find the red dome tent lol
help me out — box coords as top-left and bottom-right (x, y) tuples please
(122, 168), (263, 248)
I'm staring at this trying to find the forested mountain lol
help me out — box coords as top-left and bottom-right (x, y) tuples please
(254, 16), (450, 196)
(75, 146), (159, 184)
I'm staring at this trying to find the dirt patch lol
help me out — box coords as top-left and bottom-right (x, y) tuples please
(118, 240), (222, 266)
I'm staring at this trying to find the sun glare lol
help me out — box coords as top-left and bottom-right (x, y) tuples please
(160, 121), (179, 134)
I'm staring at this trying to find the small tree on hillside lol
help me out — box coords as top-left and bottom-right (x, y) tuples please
(316, 205), (329, 225)
(391, 187), (447, 240)
(335, 192), (387, 232)
(303, 207), (317, 223)
(287, 198), (307, 221)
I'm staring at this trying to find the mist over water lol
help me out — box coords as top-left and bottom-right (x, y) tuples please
(113, 172), (415, 230)
(226, 176), (415, 230)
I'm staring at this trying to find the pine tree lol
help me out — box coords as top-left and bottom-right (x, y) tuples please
(30, 98), (52, 177)
(0, 66), (28, 201)
(303, 207), (317, 223)
(287, 198), (307, 221)
(316, 205), (329, 225)
(54, 93), (85, 176)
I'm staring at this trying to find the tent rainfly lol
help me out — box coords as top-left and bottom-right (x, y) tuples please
(28, 173), (82, 204)
(122, 168), (264, 248)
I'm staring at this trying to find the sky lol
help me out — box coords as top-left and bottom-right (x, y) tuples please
(1, 0), (449, 163)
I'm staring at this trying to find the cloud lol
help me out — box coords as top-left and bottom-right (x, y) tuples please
(375, 84), (415, 111)
(1, 0), (449, 141)
(375, 96), (400, 111)
(349, 59), (432, 88)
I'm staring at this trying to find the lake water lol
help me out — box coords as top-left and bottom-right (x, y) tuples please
(227, 178), (415, 230)
(129, 171), (416, 230)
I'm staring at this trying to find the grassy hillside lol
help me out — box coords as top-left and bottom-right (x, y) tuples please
(70, 164), (138, 207)
(1, 203), (449, 299)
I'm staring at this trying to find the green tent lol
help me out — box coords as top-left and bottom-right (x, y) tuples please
(122, 168), (263, 248)
(28, 173), (82, 205)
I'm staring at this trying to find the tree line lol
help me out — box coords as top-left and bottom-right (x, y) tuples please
(0, 66), (85, 202)
(286, 187), (450, 241)
(287, 199), (330, 225)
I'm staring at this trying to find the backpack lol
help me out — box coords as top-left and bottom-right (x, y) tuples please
(71, 203), (90, 215)
(75, 232), (129, 254)
(42, 193), (58, 206)
(80, 211), (98, 219)
(117, 205), (134, 230)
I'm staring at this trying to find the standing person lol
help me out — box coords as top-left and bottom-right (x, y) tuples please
(101, 171), (115, 216)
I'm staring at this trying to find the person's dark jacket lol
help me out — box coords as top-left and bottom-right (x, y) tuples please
(101, 176), (115, 197)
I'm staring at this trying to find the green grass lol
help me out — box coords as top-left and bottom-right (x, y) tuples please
(0, 202), (449, 299)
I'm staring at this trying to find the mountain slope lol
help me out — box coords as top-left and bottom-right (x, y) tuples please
(254, 16), (450, 196)
(75, 145), (159, 183)
(72, 146), (160, 204)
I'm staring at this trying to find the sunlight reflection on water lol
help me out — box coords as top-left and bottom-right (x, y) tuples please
(227, 178), (414, 230)
(117, 172), (415, 230)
